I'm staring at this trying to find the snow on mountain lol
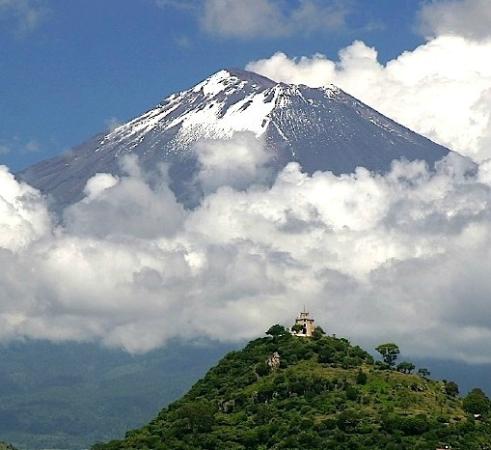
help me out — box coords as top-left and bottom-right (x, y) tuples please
(103, 69), (279, 147)
(20, 68), (451, 210)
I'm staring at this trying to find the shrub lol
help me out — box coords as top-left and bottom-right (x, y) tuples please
(463, 388), (490, 415)
(266, 324), (288, 337)
(346, 385), (359, 401)
(444, 381), (459, 397)
(356, 370), (368, 385)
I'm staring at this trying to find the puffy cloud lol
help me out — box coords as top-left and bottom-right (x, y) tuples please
(418, 0), (491, 41)
(202, 0), (288, 38)
(204, 0), (350, 38)
(157, 0), (350, 39)
(64, 158), (185, 239)
(1, 142), (491, 362)
(83, 173), (119, 199)
(0, 165), (51, 251)
(247, 35), (491, 162)
(195, 132), (272, 193)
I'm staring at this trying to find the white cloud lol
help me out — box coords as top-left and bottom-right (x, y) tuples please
(418, 0), (491, 41)
(64, 157), (185, 239)
(0, 165), (51, 251)
(246, 35), (491, 163)
(3, 0), (491, 361)
(0, 0), (47, 34)
(195, 132), (272, 193)
(1, 144), (491, 362)
(83, 173), (119, 199)
(104, 117), (123, 133)
(202, 0), (284, 38)
(158, 0), (350, 39)
(210, 0), (350, 38)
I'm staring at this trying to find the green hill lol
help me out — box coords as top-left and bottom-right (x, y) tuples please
(92, 327), (491, 449)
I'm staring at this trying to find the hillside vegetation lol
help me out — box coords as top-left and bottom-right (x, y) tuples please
(93, 327), (491, 449)
(0, 442), (17, 450)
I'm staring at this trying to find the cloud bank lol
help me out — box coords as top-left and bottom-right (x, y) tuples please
(2, 0), (491, 363)
(1, 137), (491, 362)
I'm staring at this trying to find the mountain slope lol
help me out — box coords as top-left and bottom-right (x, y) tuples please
(92, 330), (491, 450)
(20, 69), (450, 210)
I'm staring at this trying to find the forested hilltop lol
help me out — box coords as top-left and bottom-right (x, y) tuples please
(93, 326), (491, 449)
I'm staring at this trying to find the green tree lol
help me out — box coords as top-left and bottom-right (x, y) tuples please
(444, 381), (459, 397)
(346, 385), (360, 401)
(336, 409), (360, 432)
(375, 343), (400, 368)
(266, 324), (288, 337)
(400, 414), (429, 435)
(417, 368), (431, 378)
(397, 361), (415, 374)
(356, 369), (368, 385)
(318, 346), (335, 364)
(312, 326), (325, 340)
(176, 400), (215, 433)
(463, 388), (491, 415)
(291, 323), (304, 333)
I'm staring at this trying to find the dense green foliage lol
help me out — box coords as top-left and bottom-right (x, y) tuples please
(463, 389), (491, 415)
(93, 332), (491, 449)
(375, 343), (400, 368)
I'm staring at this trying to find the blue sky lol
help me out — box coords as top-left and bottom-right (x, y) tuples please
(1, 0), (426, 170)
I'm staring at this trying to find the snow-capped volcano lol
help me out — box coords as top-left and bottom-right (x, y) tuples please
(20, 69), (450, 209)
(105, 69), (279, 143)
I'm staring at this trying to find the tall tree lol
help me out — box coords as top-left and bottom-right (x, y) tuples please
(397, 361), (415, 374)
(444, 381), (459, 397)
(463, 388), (491, 415)
(375, 343), (400, 367)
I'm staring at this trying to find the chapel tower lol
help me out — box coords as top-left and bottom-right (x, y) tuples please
(291, 308), (316, 337)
